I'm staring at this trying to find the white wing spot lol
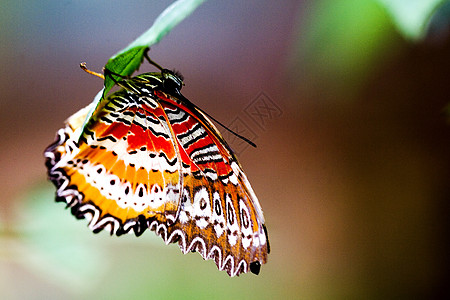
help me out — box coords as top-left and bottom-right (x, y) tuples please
(226, 194), (240, 246)
(193, 187), (211, 229)
(212, 191), (225, 238)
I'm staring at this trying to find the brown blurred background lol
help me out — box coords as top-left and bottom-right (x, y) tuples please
(1, 0), (449, 299)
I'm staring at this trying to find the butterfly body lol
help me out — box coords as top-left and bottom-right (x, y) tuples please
(45, 70), (269, 276)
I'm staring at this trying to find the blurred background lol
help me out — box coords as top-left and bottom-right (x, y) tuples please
(1, 0), (449, 299)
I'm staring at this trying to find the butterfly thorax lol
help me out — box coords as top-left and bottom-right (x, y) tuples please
(116, 70), (184, 101)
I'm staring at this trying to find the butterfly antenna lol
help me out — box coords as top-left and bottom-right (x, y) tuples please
(80, 62), (105, 80)
(178, 94), (256, 148)
(204, 110), (257, 148)
(139, 48), (255, 148)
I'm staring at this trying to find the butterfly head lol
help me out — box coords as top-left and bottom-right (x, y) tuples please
(161, 69), (184, 94)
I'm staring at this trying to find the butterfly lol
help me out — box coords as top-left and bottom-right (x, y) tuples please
(44, 54), (269, 276)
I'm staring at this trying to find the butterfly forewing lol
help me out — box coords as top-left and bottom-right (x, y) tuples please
(45, 70), (269, 276)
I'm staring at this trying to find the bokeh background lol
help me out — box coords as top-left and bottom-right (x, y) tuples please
(1, 0), (450, 299)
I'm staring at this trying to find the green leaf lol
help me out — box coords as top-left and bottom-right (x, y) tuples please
(103, 46), (148, 100)
(376, 0), (447, 41)
(103, 0), (207, 96)
(77, 0), (207, 142)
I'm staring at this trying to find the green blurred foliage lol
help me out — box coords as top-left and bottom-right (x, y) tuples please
(376, 0), (447, 41)
(293, 0), (396, 100)
(292, 0), (450, 101)
(1, 184), (288, 299)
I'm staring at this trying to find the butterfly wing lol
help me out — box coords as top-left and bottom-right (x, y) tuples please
(45, 88), (183, 235)
(45, 72), (269, 276)
(152, 90), (269, 276)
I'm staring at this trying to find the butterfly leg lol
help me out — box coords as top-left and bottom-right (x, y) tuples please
(143, 47), (164, 71)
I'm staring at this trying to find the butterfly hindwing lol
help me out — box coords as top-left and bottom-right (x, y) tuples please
(154, 91), (269, 276)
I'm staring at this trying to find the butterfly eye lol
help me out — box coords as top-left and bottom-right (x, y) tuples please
(162, 69), (183, 93)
